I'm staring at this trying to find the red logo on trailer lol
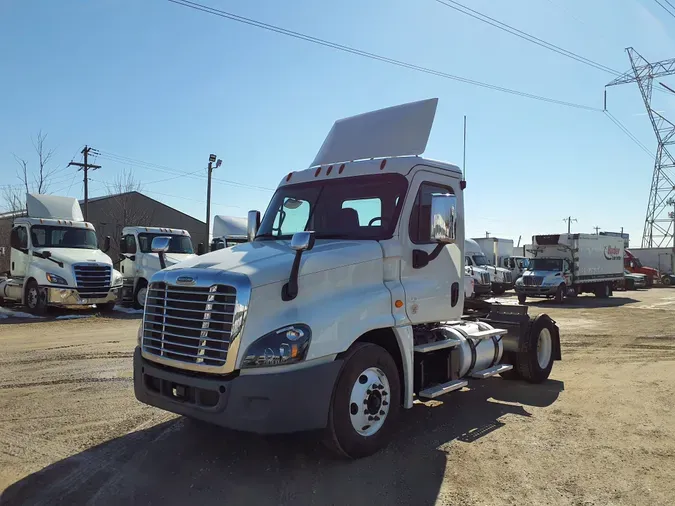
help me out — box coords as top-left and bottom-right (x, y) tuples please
(604, 246), (621, 260)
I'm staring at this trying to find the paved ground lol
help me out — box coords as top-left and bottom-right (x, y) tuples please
(1, 289), (674, 505)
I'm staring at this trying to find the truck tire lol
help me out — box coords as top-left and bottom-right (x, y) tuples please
(133, 279), (148, 309)
(554, 284), (565, 304)
(595, 283), (610, 298)
(662, 275), (672, 286)
(626, 279), (635, 291)
(324, 342), (400, 459)
(25, 279), (48, 316)
(492, 285), (505, 296)
(517, 294), (527, 305)
(512, 315), (556, 383)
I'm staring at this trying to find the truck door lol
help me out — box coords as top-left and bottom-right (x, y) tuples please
(119, 234), (137, 281)
(10, 225), (29, 278)
(399, 171), (463, 324)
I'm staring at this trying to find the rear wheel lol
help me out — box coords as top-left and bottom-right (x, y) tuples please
(324, 343), (400, 459)
(662, 275), (672, 286)
(595, 282), (610, 298)
(25, 279), (48, 315)
(512, 315), (556, 383)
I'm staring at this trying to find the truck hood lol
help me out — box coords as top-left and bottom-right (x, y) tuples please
(141, 253), (196, 271)
(522, 270), (561, 279)
(165, 239), (383, 288)
(34, 248), (113, 266)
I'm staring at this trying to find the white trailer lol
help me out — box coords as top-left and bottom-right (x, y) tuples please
(472, 237), (514, 267)
(0, 194), (122, 314)
(211, 215), (248, 250)
(133, 99), (561, 459)
(119, 226), (197, 308)
(515, 233), (624, 304)
(626, 247), (674, 275)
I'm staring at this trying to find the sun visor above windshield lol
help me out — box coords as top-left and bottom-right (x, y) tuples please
(26, 193), (84, 221)
(309, 98), (438, 168)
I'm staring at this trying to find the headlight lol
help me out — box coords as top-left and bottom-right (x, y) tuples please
(112, 271), (123, 287)
(46, 272), (68, 285)
(241, 324), (311, 369)
(515, 278), (523, 285)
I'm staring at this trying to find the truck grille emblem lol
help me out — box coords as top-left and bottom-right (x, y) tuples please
(176, 276), (196, 285)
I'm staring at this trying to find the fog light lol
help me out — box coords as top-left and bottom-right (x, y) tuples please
(60, 289), (68, 298)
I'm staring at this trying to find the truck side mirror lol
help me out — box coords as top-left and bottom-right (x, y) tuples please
(413, 193), (457, 269)
(103, 236), (111, 253)
(282, 231), (315, 301)
(247, 210), (261, 241)
(151, 236), (171, 269)
(430, 193), (457, 244)
(197, 243), (205, 255)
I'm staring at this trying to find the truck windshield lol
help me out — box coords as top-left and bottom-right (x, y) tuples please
(257, 174), (408, 240)
(138, 234), (194, 254)
(472, 254), (490, 266)
(31, 226), (98, 250)
(529, 258), (563, 271)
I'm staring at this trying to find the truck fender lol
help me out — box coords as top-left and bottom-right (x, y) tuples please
(532, 313), (561, 361)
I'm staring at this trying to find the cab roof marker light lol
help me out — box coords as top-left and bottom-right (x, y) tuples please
(315, 167), (322, 177)
(326, 165), (333, 175)
(339, 163), (346, 174)
(380, 159), (387, 170)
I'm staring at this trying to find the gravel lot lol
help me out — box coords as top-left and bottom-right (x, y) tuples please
(1, 289), (674, 506)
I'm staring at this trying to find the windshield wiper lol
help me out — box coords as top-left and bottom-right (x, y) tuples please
(33, 251), (64, 268)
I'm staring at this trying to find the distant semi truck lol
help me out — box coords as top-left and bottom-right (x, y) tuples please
(211, 215), (248, 250)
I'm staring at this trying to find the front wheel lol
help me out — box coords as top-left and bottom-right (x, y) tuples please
(492, 285), (506, 296)
(25, 279), (48, 315)
(517, 294), (527, 305)
(324, 343), (400, 459)
(133, 279), (148, 310)
(662, 275), (672, 286)
(98, 302), (116, 314)
(554, 284), (565, 304)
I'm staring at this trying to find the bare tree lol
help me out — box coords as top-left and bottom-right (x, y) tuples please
(103, 169), (154, 254)
(2, 131), (57, 213)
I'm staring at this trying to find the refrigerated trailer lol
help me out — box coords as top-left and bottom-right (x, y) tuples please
(515, 233), (624, 304)
(133, 99), (561, 458)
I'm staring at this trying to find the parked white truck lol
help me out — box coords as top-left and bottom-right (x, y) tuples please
(0, 194), (122, 314)
(119, 226), (196, 308)
(464, 264), (492, 297)
(133, 99), (561, 458)
(465, 238), (513, 294)
(515, 233), (624, 304)
(210, 215), (248, 251)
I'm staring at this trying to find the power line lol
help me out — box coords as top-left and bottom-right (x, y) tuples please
(655, 0), (675, 19)
(603, 110), (655, 158)
(431, 0), (620, 75)
(165, 0), (601, 111)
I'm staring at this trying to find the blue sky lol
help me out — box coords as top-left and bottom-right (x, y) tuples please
(2, 0), (674, 247)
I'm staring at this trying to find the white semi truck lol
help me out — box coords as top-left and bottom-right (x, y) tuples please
(210, 215), (248, 251)
(133, 99), (561, 458)
(0, 194), (122, 314)
(515, 233), (624, 304)
(119, 226), (196, 308)
(464, 238), (513, 294)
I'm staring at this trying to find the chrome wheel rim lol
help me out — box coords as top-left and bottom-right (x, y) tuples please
(27, 287), (38, 308)
(349, 367), (391, 437)
(137, 287), (147, 307)
(537, 328), (552, 369)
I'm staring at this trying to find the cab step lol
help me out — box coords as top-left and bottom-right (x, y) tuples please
(470, 363), (513, 379)
(413, 339), (461, 353)
(418, 379), (468, 399)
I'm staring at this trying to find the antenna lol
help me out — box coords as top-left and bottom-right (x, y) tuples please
(462, 115), (467, 180)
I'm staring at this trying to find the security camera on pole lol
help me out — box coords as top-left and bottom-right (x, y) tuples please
(206, 153), (222, 253)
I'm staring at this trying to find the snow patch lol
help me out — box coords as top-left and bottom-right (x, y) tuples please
(113, 306), (144, 315)
(0, 307), (43, 320)
(54, 314), (94, 321)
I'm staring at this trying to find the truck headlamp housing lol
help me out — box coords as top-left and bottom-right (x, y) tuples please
(111, 271), (123, 287)
(241, 324), (311, 369)
(46, 273), (68, 285)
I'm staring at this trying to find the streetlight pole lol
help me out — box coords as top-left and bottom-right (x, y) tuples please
(206, 154), (222, 253)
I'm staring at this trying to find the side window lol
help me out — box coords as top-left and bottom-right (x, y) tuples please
(342, 198), (382, 226)
(409, 182), (455, 244)
(121, 235), (137, 254)
(465, 255), (473, 266)
(272, 197), (311, 237)
(11, 227), (28, 250)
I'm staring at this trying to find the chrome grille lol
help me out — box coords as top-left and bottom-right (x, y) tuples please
(142, 282), (236, 367)
(73, 264), (112, 298)
(481, 272), (490, 285)
(523, 276), (544, 286)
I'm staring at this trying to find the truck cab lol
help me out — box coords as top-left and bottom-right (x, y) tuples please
(624, 249), (657, 287)
(133, 99), (561, 458)
(464, 264), (492, 296)
(0, 194), (122, 314)
(502, 255), (530, 280)
(119, 226), (196, 308)
(210, 215), (248, 251)
(464, 239), (513, 295)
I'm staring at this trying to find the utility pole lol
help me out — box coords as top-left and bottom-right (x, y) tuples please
(563, 216), (577, 234)
(485, 231), (490, 238)
(593, 226), (601, 235)
(68, 146), (101, 221)
(205, 154), (222, 253)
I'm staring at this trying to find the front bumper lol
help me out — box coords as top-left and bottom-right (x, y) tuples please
(134, 347), (343, 434)
(514, 285), (558, 297)
(45, 286), (121, 306)
(493, 282), (514, 291)
(474, 283), (492, 295)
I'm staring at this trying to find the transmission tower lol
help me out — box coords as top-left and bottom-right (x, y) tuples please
(606, 47), (675, 248)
